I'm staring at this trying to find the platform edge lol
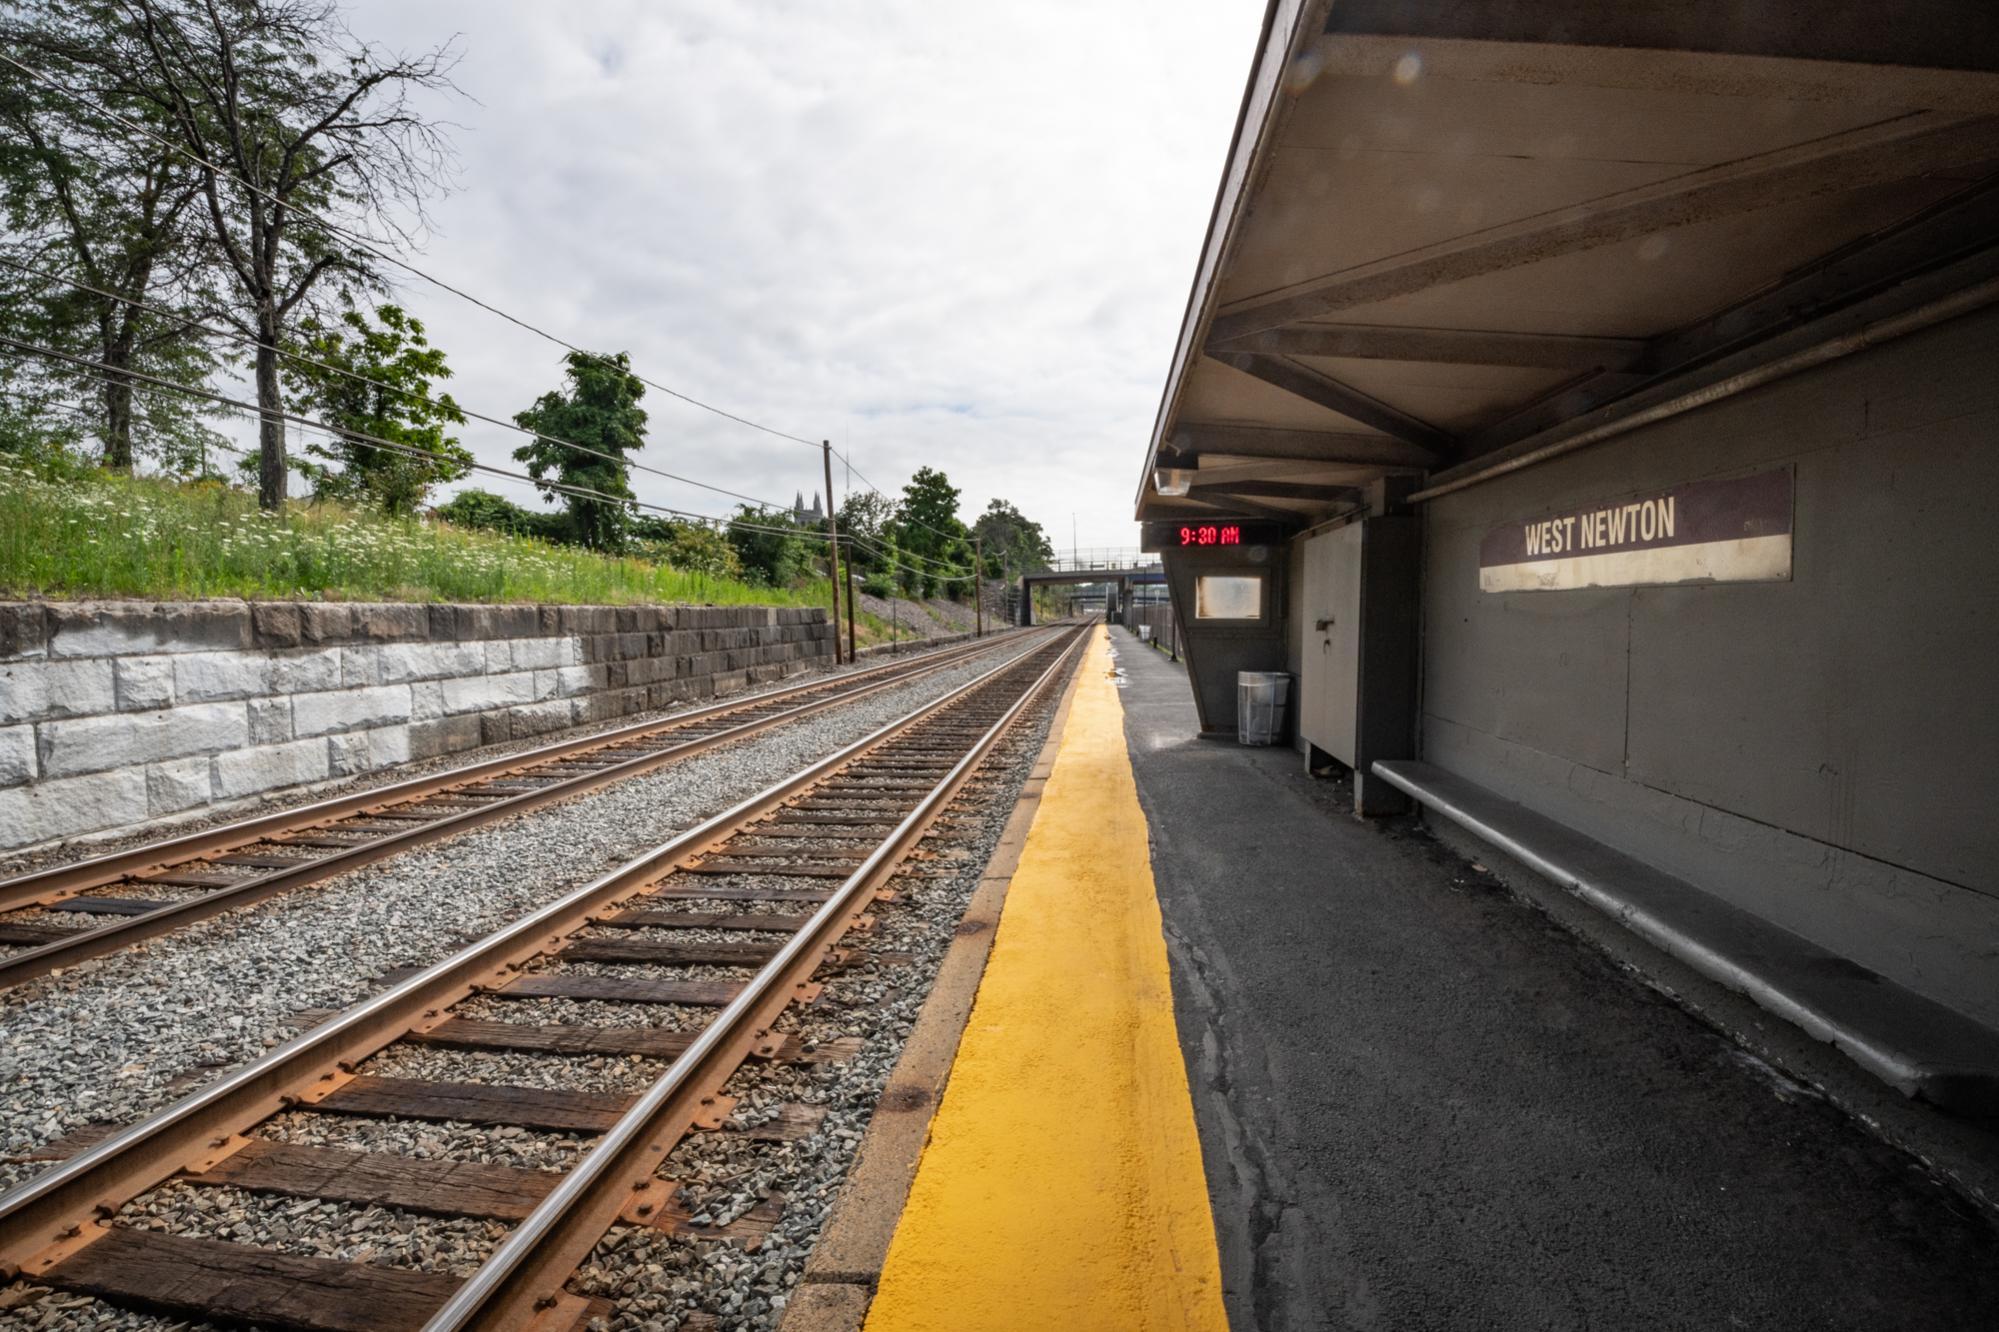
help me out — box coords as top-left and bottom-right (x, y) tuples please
(775, 632), (1091, 1332)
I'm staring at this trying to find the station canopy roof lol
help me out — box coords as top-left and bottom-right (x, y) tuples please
(1136, 0), (1999, 526)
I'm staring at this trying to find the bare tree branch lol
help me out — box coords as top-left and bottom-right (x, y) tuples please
(89, 0), (460, 505)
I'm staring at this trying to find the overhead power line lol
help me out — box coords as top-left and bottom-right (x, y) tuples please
(22, 362), (990, 596)
(0, 254), (791, 512)
(0, 333), (837, 542)
(838, 524), (976, 583)
(833, 445), (975, 546)
(4, 338), (999, 581)
(4, 50), (999, 565)
(2, 265), (986, 579)
(10, 362), (985, 593)
(3, 48), (991, 581)
(0, 49), (823, 452)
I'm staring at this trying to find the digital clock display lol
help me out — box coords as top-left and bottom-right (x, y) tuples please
(1139, 519), (1285, 553)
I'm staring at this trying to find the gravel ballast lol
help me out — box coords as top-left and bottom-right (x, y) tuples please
(565, 665), (1066, 1330)
(0, 631), (1074, 1332)
(0, 634), (1052, 1183)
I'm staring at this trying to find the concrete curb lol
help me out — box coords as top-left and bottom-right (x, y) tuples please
(776, 637), (1088, 1332)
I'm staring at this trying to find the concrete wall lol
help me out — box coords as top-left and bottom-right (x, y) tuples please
(0, 600), (831, 853)
(1419, 305), (1999, 1028)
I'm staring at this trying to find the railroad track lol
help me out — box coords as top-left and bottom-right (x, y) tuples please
(0, 627), (1045, 990)
(0, 622), (1088, 1331)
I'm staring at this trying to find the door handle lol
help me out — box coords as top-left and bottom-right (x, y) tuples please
(1314, 617), (1334, 631)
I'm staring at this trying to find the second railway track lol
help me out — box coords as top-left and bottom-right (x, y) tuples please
(0, 622), (1088, 1331)
(0, 628), (1044, 989)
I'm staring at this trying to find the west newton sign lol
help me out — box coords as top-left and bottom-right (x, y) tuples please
(1479, 468), (1793, 593)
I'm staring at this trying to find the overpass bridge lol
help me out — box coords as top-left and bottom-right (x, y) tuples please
(1016, 557), (1164, 625)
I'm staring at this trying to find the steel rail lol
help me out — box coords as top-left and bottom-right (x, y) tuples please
(0, 629), (1040, 990)
(422, 624), (1090, 1329)
(0, 626), (1084, 1280)
(1, 628), (1028, 908)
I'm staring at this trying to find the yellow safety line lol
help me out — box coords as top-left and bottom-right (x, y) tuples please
(863, 627), (1228, 1332)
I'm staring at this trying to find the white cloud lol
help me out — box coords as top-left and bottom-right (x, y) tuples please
(339, 0), (1262, 554)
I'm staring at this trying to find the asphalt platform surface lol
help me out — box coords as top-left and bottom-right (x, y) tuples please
(1113, 633), (1999, 1332)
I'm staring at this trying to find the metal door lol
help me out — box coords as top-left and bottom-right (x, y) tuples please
(1300, 523), (1362, 765)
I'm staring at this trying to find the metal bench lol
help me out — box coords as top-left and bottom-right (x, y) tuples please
(1374, 760), (1999, 1117)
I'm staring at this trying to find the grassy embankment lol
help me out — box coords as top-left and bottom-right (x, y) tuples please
(0, 460), (827, 609)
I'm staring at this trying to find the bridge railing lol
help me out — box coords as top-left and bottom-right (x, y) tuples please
(1032, 555), (1162, 576)
(1038, 549), (1157, 574)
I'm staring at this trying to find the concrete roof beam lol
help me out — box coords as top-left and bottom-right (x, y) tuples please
(1211, 324), (1649, 371)
(1207, 350), (1457, 453)
(1207, 112), (1999, 344)
(1163, 424), (1441, 469)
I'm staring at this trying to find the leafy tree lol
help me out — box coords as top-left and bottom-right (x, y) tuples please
(836, 489), (897, 546)
(726, 505), (810, 587)
(46, 0), (461, 508)
(863, 524), (912, 598)
(0, 0), (225, 471)
(513, 351), (647, 551)
(833, 489), (896, 577)
(972, 498), (1054, 578)
(283, 304), (468, 515)
(893, 466), (970, 598)
(0, 384), (88, 468)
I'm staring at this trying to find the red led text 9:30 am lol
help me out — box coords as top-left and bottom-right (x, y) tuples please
(1178, 524), (1241, 547)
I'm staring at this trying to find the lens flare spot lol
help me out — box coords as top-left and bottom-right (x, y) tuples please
(1286, 47), (1327, 94)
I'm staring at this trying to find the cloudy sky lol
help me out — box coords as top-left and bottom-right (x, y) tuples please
(334, 0), (1264, 555)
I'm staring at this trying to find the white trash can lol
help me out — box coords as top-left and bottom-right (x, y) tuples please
(1236, 671), (1291, 746)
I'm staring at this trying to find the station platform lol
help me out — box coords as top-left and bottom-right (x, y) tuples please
(797, 626), (1999, 1331)
(856, 628), (1226, 1332)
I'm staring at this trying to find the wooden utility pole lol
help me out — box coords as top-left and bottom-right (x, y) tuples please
(821, 441), (844, 665)
(845, 535), (857, 664)
(974, 535), (985, 639)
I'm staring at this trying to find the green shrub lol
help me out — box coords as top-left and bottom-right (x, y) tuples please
(631, 522), (742, 580)
(726, 507), (812, 587)
(434, 488), (568, 542)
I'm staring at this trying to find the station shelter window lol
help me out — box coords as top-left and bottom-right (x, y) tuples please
(1194, 573), (1263, 620)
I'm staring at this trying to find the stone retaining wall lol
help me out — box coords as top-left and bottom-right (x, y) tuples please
(0, 600), (831, 853)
